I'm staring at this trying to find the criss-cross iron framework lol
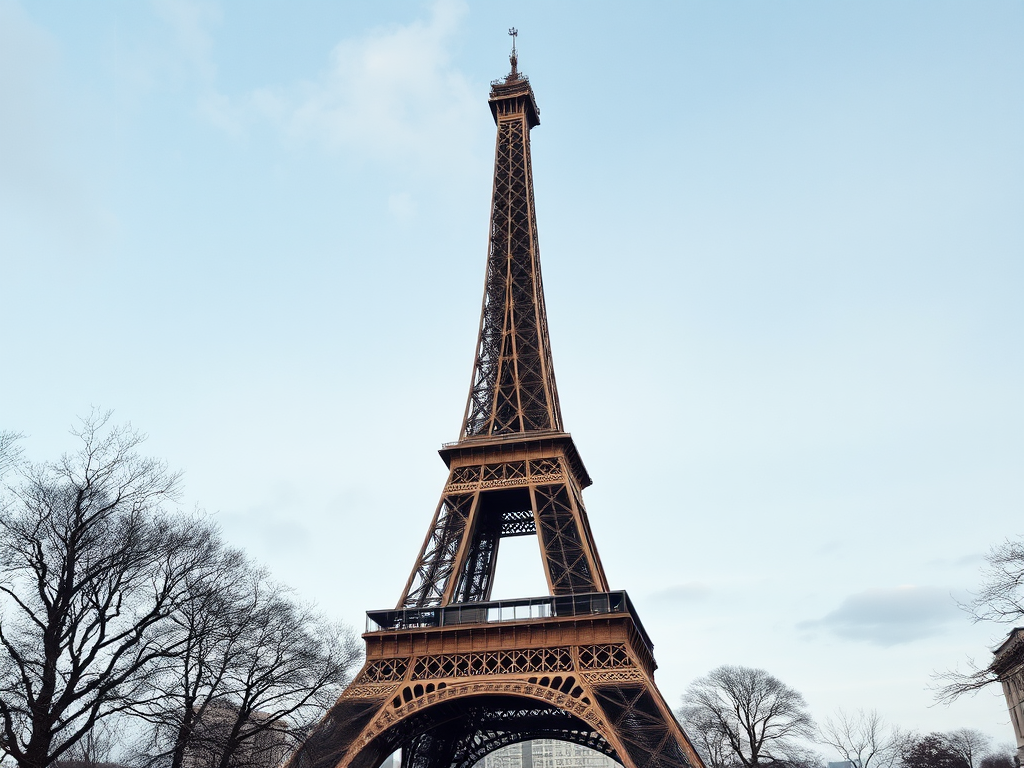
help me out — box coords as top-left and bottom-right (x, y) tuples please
(288, 44), (704, 768)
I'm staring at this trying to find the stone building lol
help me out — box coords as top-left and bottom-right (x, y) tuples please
(480, 740), (619, 768)
(992, 627), (1024, 765)
(182, 701), (291, 768)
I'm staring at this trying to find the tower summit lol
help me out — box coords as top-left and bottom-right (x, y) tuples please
(463, 27), (551, 438)
(288, 45), (703, 768)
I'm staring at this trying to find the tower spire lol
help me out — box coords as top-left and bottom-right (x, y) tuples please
(461, 44), (558, 439)
(508, 27), (518, 78)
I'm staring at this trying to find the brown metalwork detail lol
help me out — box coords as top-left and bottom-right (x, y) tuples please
(452, 484), (548, 602)
(525, 673), (589, 702)
(452, 518), (499, 603)
(593, 685), (694, 768)
(485, 461), (526, 482)
(582, 669), (647, 684)
(450, 465), (481, 485)
(392, 681), (449, 710)
(529, 457), (560, 476)
(579, 644), (633, 669)
(355, 658), (409, 684)
(357, 692), (613, 768)
(401, 494), (475, 608)
(500, 508), (535, 536)
(445, 459), (563, 493)
(534, 483), (598, 594)
(451, 510), (500, 603)
(343, 683), (402, 700)
(412, 647), (574, 680)
(401, 700), (611, 768)
(375, 681), (602, 736)
(460, 82), (561, 439)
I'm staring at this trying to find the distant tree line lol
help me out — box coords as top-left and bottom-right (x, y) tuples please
(676, 488), (1024, 768)
(677, 665), (1017, 768)
(0, 414), (362, 768)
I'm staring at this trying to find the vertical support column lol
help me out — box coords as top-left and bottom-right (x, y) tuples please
(532, 480), (599, 595)
(400, 492), (478, 609)
(462, 78), (561, 439)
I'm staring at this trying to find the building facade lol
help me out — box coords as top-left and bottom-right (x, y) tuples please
(481, 739), (619, 768)
(992, 628), (1024, 765)
(183, 702), (290, 768)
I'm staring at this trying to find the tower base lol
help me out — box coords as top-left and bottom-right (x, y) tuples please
(287, 593), (701, 768)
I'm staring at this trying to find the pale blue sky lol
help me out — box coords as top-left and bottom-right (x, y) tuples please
(2, 0), (1022, 748)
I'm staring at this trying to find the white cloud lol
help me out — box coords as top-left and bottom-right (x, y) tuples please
(215, 489), (313, 560)
(243, 0), (485, 172)
(388, 191), (418, 221)
(143, 0), (486, 176)
(199, 89), (244, 137)
(0, 0), (114, 248)
(650, 582), (712, 602)
(800, 585), (963, 646)
(151, 0), (220, 83)
(0, 0), (57, 174)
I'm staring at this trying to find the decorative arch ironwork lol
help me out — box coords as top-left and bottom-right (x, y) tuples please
(376, 696), (619, 768)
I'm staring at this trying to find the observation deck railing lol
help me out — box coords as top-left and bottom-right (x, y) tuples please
(365, 590), (652, 653)
(441, 427), (564, 450)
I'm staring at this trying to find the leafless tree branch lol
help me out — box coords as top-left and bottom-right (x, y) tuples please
(679, 665), (818, 768)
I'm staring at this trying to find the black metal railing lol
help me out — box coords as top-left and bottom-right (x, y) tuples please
(365, 591), (652, 651)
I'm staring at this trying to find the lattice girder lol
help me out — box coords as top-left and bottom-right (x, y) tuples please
(399, 701), (618, 768)
(287, 615), (701, 768)
(400, 494), (477, 608)
(461, 74), (561, 439)
(399, 442), (608, 608)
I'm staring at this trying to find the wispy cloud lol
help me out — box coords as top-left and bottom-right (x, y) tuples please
(151, 0), (220, 82)
(650, 582), (712, 603)
(388, 191), (418, 222)
(216, 490), (313, 559)
(0, 0), (114, 247)
(224, 0), (485, 173)
(800, 585), (962, 646)
(926, 552), (985, 569)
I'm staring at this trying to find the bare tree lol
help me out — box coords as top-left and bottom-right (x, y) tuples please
(0, 413), (218, 768)
(682, 699), (743, 768)
(902, 734), (971, 768)
(936, 539), (1024, 702)
(51, 718), (119, 768)
(818, 710), (908, 768)
(970, 541), (1024, 625)
(679, 665), (817, 768)
(211, 589), (360, 768)
(129, 544), (251, 768)
(0, 432), (23, 480)
(133, 557), (362, 768)
(944, 729), (992, 768)
(979, 746), (1016, 768)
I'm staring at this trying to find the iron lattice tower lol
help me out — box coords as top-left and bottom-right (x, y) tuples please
(288, 42), (704, 768)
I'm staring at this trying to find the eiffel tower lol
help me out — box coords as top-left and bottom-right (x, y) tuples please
(288, 37), (704, 768)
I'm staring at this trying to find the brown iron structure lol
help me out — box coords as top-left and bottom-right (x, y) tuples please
(288, 38), (704, 768)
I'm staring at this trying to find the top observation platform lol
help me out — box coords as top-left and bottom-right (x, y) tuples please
(366, 590), (653, 655)
(489, 73), (540, 128)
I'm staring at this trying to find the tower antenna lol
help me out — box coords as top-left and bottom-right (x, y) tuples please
(508, 27), (518, 77)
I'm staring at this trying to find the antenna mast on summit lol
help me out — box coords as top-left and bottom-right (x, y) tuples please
(508, 27), (518, 76)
